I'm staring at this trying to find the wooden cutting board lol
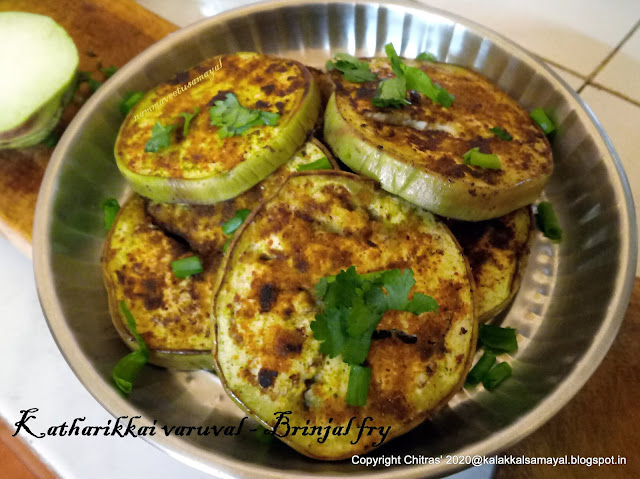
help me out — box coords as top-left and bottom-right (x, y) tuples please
(0, 0), (177, 255)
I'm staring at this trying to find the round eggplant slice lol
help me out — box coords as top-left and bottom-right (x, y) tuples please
(146, 138), (337, 258)
(102, 195), (214, 369)
(103, 141), (338, 369)
(447, 207), (533, 322)
(0, 12), (78, 149)
(324, 59), (553, 220)
(115, 53), (321, 204)
(213, 172), (476, 459)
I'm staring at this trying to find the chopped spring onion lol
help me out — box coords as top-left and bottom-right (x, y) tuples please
(222, 208), (251, 235)
(345, 364), (371, 406)
(254, 425), (274, 444)
(490, 126), (513, 141)
(482, 362), (512, 391)
(42, 131), (58, 148)
(536, 201), (562, 242)
(530, 108), (555, 135)
(462, 147), (502, 170)
(478, 324), (518, 354)
(101, 198), (120, 231)
(466, 352), (497, 386)
(100, 65), (118, 78)
(171, 255), (203, 278)
(297, 156), (332, 171)
(112, 301), (149, 395)
(120, 91), (145, 115)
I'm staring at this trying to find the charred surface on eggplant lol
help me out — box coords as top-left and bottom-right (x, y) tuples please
(117, 53), (315, 179)
(101, 196), (214, 369)
(146, 139), (338, 258)
(213, 172), (476, 460)
(446, 207), (532, 322)
(325, 58), (553, 220)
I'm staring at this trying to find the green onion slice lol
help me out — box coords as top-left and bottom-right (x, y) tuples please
(462, 147), (502, 170)
(222, 208), (251, 235)
(490, 126), (513, 141)
(536, 201), (562, 242)
(530, 108), (555, 135)
(42, 131), (59, 148)
(120, 91), (145, 115)
(466, 352), (497, 386)
(171, 256), (203, 278)
(482, 362), (512, 391)
(297, 157), (332, 171)
(478, 324), (518, 353)
(345, 364), (371, 406)
(112, 301), (149, 395)
(101, 198), (120, 231)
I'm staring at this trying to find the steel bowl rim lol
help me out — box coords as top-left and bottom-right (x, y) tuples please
(33, 0), (637, 477)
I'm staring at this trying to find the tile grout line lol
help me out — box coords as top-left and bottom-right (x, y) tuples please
(537, 57), (587, 81)
(577, 19), (640, 94)
(582, 82), (640, 108)
(540, 52), (640, 108)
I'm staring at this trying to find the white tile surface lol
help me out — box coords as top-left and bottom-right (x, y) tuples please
(593, 26), (640, 102)
(136, 0), (258, 27)
(416, 0), (640, 76)
(580, 86), (640, 275)
(549, 66), (584, 91)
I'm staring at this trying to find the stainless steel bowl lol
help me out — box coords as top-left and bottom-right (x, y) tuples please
(33, 1), (637, 477)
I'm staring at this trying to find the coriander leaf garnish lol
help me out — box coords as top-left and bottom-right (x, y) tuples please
(171, 255), (203, 278)
(371, 77), (410, 108)
(490, 126), (513, 141)
(144, 122), (176, 152)
(416, 52), (438, 62)
(404, 64), (454, 107)
(535, 201), (562, 242)
(175, 106), (200, 137)
(112, 301), (149, 395)
(209, 93), (280, 138)
(297, 156), (332, 171)
(310, 266), (438, 406)
(101, 198), (120, 230)
(462, 147), (502, 170)
(530, 107), (555, 135)
(326, 53), (378, 83)
(120, 91), (145, 115)
(385, 43), (405, 77)
(222, 208), (251, 235)
(372, 43), (455, 109)
(100, 65), (118, 78)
